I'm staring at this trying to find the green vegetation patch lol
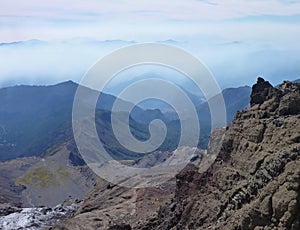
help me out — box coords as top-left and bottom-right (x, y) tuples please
(18, 165), (70, 188)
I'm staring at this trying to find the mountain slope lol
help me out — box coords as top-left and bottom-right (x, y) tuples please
(195, 85), (251, 148)
(137, 78), (300, 229)
(197, 85), (251, 123)
(0, 141), (102, 207)
(54, 78), (300, 230)
(0, 81), (76, 160)
(0, 82), (171, 161)
(0, 81), (251, 161)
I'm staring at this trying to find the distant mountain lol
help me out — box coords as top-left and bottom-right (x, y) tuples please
(199, 86), (251, 122)
(196, 85), (251, 148)
(125, 85), (251, 150)
(0, 39), (135, 47)
(293, 79), (300, 83)
(221, 86), (252, 122)
(0, 81), (170, 161)
(0, 81), (252, 161)
(134, 90), (205, 113)
(0, 39), (48, 47)
(0, 81), (77, 160)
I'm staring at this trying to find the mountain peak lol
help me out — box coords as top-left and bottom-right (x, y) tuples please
(55, 80), (78, 86)
(250, 77), (275, 106)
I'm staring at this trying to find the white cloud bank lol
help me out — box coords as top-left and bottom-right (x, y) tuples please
(0, 0), (299, 88)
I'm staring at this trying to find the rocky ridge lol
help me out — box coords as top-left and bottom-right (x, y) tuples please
(137, 78), (300, 229)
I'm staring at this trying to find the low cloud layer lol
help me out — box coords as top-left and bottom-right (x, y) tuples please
(0, 39), (299, 90)
(0, 0), (299, 89)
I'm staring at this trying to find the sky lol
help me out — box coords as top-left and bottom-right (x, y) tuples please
(0, 0), (300, 90)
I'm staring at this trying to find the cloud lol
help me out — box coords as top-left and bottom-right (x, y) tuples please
(1, 0), (300, 22)
(0, 0), (299, 88)
(0, 38), (299, 90)
(1, 0), (300, 43)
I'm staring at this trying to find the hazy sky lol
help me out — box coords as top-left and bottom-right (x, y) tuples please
(0, 0), (300, 89)
(1, 0), (300, 42)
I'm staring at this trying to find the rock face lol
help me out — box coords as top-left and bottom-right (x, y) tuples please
(137, 79), (300, 230)
(250, 77), (275, 106)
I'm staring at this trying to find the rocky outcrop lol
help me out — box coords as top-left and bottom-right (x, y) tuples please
(137, 79), (300, 230)
(250, 77), (275, 106)
(250, 77), (300, 115)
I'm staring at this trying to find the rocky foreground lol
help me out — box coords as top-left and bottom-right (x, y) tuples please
(135, 78), (300, 230)
(53, 78), (300, 230)
(0, 203), (79, 230)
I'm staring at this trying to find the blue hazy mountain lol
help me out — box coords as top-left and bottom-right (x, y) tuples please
(293, 79), (300, 83)
(0, 81), (148, 161)
(0, 81), (252, 161)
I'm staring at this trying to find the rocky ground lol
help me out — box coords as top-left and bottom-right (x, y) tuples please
(51, 130), (223, 230)
(0, 142), (103, 229)
(0, 202), (79, 230)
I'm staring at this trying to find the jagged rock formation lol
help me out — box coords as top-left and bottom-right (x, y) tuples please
(136, 78), (300, 230)
(250, 77), (275, 106)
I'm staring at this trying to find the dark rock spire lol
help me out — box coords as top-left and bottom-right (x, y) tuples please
(250, 77), (275, 106)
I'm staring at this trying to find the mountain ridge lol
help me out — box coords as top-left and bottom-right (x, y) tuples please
(0, 80), (145, 161)
(0, 80), (252, 161)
